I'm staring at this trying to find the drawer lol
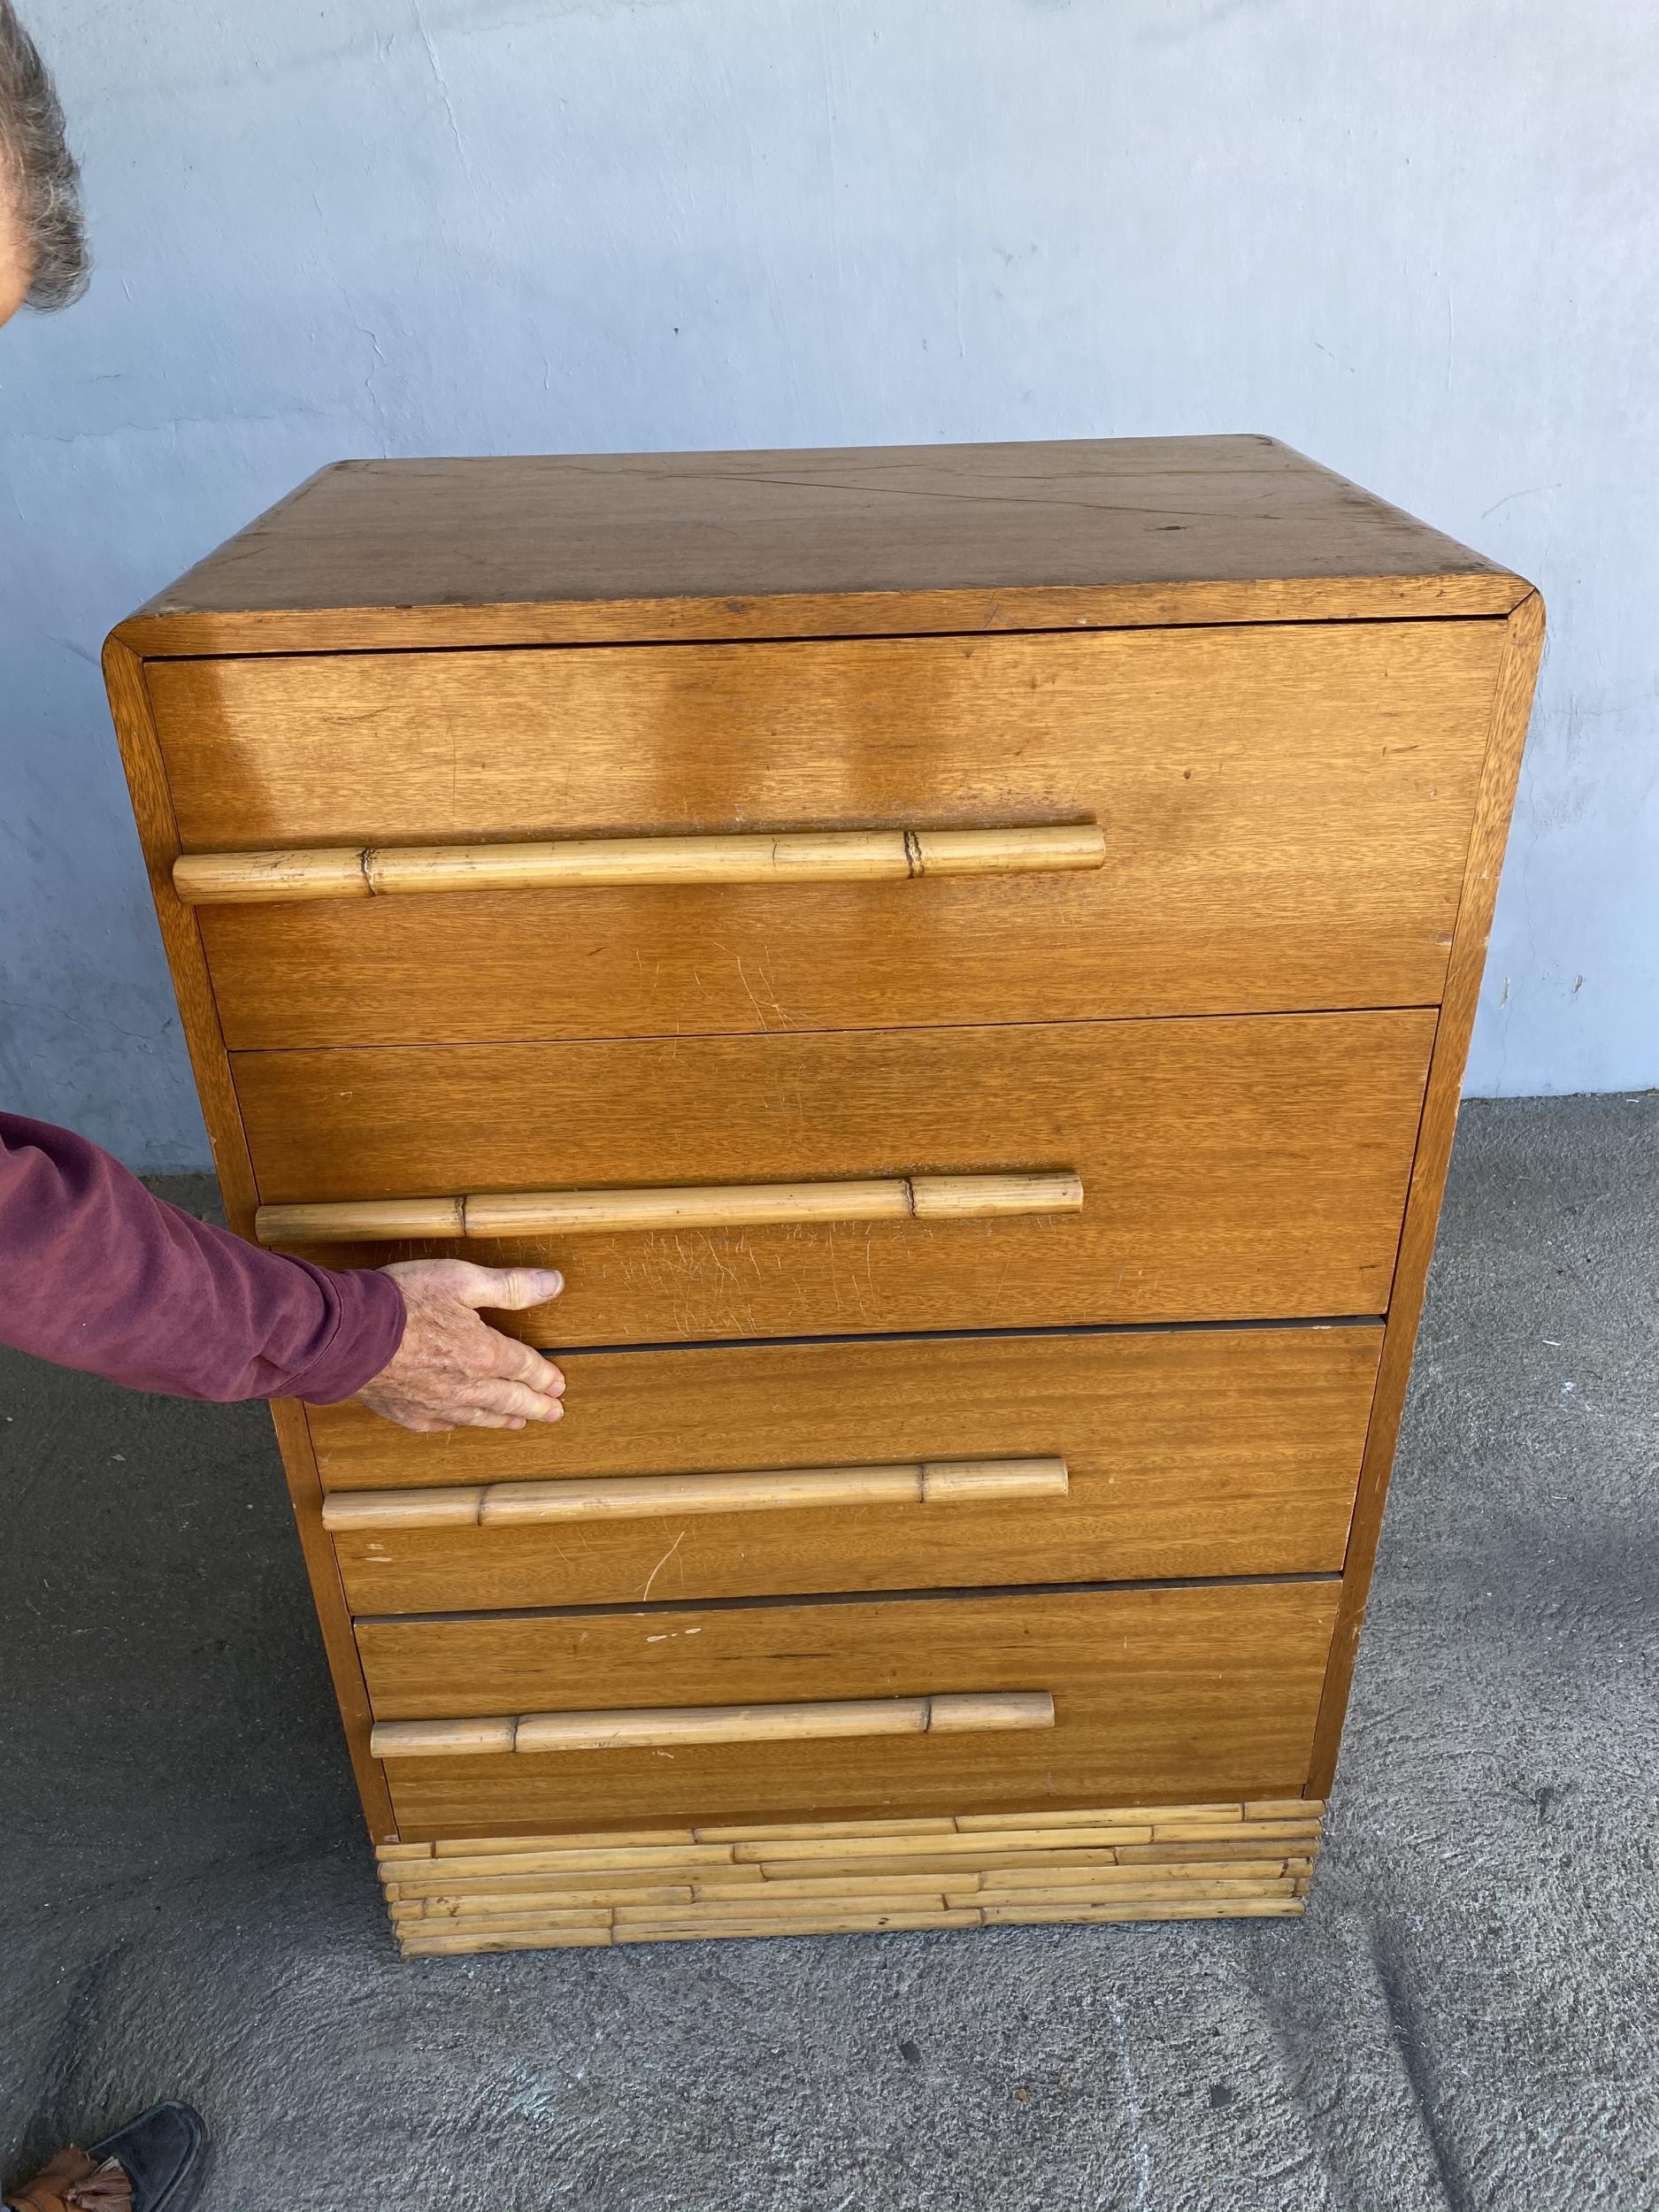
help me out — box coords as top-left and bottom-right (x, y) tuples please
(357, 1581), (1339, 1837)
(316, 1324), (1380, 1611)
(151, 621), (1506, 1048)
(241, 1010), (1432, 1346)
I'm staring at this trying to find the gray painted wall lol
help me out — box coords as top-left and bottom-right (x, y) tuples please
(3, 0), (1653, 1168)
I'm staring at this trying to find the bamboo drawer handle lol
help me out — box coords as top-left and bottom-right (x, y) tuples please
(173, 823), (1104, 905)
(323, 1455), (1069, 1532)
(370, 1692), (1056, 1759)
(256, 1170), (1084, 1247)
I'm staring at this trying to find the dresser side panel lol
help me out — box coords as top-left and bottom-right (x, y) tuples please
(1308, 591), (1545, 1794)
(102, 637), (396, 1842)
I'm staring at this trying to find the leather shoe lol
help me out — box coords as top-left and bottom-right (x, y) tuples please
(4, 2105), (209, 2212)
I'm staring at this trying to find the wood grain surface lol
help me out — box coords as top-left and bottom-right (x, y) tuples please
(235, 1011), (1433, 1345)
(157, 621), (1504, 1046)
(308, 1318), (1379, 1480)
(359, 1579), (1339, 1835)
(317, 1325), (1379, 1610)
(1310, 590), (1547, 1793)
(112, 436), (1524, 657)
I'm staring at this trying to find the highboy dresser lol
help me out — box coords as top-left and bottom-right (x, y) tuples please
(105, 437), (1541, 1956)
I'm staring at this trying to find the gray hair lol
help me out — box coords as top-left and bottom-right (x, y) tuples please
(0, 1), (88, 308)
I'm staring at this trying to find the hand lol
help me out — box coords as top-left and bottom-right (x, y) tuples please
(354, 1259), (565, 1433)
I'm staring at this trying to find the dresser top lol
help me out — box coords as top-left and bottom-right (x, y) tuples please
(114, 434), (1528, 657)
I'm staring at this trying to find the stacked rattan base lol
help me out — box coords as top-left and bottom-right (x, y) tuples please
(380, 1799), (1323, 1955)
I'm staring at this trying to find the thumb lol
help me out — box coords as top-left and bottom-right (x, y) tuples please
(455, 1263), (564, 1312)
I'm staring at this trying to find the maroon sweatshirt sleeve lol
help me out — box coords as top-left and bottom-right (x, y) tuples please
(0, 1113), (405, 1403)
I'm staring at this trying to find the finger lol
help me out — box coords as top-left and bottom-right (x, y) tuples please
(455, 1263), (564, 1312)
(419, 1405), (533, 1432)
(484, 1333), (565, 1395)
(465, 1377), (566, 1424)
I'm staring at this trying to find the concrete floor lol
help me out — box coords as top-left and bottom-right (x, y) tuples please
(3, 1094), (1656, 2210)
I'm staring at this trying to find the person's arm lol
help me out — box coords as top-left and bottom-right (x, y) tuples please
(0, 1113), (565, 1428)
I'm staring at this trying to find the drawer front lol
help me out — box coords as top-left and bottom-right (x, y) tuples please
(239, 1010), (1432, 1345)
(153, 622), (1504, 1048)
(319, 1324), (1380, 1611)
(357, 1581), (1339, 1836)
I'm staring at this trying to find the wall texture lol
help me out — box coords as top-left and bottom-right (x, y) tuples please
(2, 0), (1653, 1165)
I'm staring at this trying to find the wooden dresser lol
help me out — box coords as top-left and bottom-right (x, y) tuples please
(105, 436), (1541, 1956)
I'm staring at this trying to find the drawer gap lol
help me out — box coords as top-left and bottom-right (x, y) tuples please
(535, 1313), (1386, 1361)
(227, 1002), (1443, 1055)
(353, 1568), (1342, 1631)
(142, 606), (1524, 672)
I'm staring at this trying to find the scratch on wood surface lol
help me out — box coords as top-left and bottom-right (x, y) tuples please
(728, 947), (787, 1031)
(641, 1531), (685, 1602)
